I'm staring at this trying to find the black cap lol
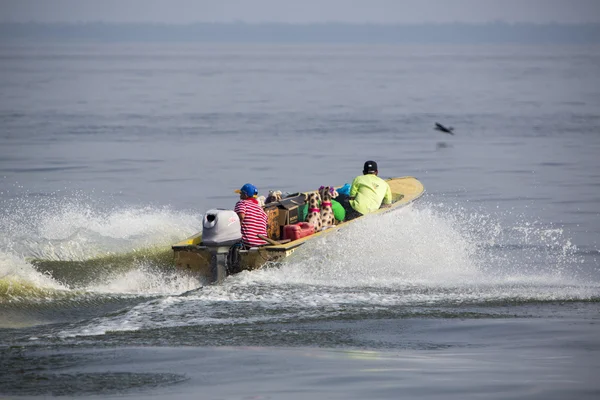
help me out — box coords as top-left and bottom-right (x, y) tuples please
(363, 160), (378, 174)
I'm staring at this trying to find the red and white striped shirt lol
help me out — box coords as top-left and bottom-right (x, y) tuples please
(234, 198), (268, 247)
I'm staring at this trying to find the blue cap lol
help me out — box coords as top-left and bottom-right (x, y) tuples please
(235, 183), (258, 197)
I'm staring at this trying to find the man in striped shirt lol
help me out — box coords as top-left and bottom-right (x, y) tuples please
(234, 183), (268, 248)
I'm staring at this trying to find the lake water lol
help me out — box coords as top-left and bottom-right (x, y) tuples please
(1, 42), (599, 399)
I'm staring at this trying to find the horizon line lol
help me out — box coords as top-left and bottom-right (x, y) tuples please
(2, 20), (600, 27)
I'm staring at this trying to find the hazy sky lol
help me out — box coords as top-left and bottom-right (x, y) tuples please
(1, 0), (599, 24)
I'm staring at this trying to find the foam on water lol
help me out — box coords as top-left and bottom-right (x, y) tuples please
(0, 193), (201, 261)
(0, 193), (203, 301)
(1, 191), (596, 327)
(0, 251), (69, 303)
(88, 265), (201, 295)
(256, 205), (480, 287)
(243, 202), (591, 288)
(54, 202), (599, 338)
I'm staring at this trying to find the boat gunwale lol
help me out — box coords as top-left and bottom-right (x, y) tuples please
(172, 176), (425, 253)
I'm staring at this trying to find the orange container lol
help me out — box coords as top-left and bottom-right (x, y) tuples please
(283, 222), (315, 241)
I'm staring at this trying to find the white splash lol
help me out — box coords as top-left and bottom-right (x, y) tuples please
(88, 265), (201, 295)
(248, 206), (481, 287)
(0, 195), (203, 297)
(0, 250), (69, 298)
(0, 194), (201, 261)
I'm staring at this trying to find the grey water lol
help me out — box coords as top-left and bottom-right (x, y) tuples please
(1, 42), (599, 399)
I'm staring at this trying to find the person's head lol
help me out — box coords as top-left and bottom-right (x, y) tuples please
(363, 160), (378, 175)
(235, 183), (258, 199)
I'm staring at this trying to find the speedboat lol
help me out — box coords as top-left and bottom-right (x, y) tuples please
(172, 176), (425, 283)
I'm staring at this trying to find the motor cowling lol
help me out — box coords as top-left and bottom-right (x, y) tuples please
(202, 209), (242, 246)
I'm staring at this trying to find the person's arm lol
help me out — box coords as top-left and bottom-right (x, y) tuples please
(379, 182), (392, 208)
(383, 183), (392, 205)
(349, 177), (359, 200)
(234, 201), (246, 223)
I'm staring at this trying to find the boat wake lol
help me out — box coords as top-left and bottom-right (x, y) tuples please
(53, 201), (600, 339)
(247, 202), (596, 291)
(0, 195), (203, 306)
(1, 193), (598, 335)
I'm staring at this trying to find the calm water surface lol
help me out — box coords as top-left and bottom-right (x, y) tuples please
(1, 43), (599, 399)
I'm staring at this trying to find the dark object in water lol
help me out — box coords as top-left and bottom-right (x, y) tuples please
(434, 122), (454, 135)
(436, 142), (452, 150)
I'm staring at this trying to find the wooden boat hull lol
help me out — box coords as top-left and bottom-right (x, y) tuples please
(172, 176), (425, 282)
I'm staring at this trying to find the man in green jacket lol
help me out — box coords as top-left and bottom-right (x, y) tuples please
(339, 160), (392, 221)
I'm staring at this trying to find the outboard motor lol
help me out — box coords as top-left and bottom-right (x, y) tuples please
(202, 209), (241, 283)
